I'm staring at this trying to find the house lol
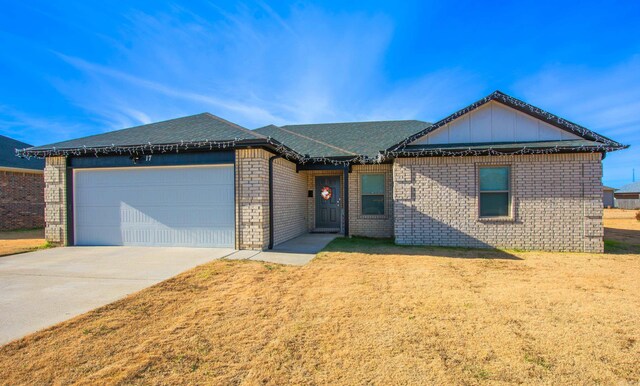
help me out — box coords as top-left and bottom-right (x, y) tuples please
(603, 186), (616, 208)
(614, 182), (640, 209)
(18, 91), (627, 252)
(0, 135), (45, 231)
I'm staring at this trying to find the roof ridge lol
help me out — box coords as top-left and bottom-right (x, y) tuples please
(282, 119), (429, 128)
(203, 113), (265, 139)
(275, 126), (358, 156)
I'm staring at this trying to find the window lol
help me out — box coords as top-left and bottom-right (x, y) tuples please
(479, 166), (510, 217)
(361, 174), (385, 215)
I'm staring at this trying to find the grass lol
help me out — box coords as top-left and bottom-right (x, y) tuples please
(1, 235), (639, 384)
(604, 239), (640, 254)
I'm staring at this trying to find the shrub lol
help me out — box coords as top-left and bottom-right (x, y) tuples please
(636, 211), (640, 222)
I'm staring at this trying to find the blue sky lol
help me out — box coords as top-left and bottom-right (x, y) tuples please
(0, 1), (639, 187)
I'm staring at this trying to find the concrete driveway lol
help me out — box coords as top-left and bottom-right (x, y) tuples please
(0, 246), (234, 345)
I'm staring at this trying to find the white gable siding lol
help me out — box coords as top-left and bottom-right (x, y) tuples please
(412, 101), (582, 145)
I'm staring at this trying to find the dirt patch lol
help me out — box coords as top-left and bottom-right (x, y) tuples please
(0, 240), (638, 385)
(0, 229), (47, 257)
(603, 208), (639, 219)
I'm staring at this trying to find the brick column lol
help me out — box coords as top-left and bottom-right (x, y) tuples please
(583, 160), (604, 253)
(392, 160), (414, 244)
(44, 156), (67, 245)
(235, 149), (271, 250)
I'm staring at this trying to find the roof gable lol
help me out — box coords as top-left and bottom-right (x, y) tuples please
(390, 90), (626, 152)
(411, 101), (583, 145)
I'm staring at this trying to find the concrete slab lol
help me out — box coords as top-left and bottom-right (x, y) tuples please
(250, 251), (317, 266)
(0, 246), (234, 345)
(271, 233), (340, 254)
(225, 234), (340, 266)
(224, 250), (261, 260)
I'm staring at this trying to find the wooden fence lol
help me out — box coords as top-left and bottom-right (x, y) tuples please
(616, 198), (640, 209)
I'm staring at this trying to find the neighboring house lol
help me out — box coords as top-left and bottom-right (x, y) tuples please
(614, 182), (640, 209)
(18, 91), (627, 252)
(0, 135), (45, 231)
(603, 186), (616, 208)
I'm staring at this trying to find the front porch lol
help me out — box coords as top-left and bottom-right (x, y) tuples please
(270, 158), (394, 249)
(236, 148), (394, 251)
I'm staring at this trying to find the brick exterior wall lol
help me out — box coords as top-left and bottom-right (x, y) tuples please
(44, 156), (67, 244)
(272, 157), (307, 246)
(0, 169), (44, 231)
(348, 164), (394, 238)
(235, 149), (271, 250)
(393, 153), (603, 252)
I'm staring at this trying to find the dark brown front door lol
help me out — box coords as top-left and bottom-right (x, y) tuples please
(315, 175), (341, 229)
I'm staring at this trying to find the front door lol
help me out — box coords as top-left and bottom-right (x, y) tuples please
(315, 175), (341, 229)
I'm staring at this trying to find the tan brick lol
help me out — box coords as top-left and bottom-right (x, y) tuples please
(393, 153), (603, 253)
(43, 156), (67, 244)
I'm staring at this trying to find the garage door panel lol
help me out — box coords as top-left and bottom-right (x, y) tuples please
(120, 228), (235, 247)
(75, 206), (234, 228)
(75, 184), (234, 207)
(74, 166), (234, 186)
(74, 165), (235, 247)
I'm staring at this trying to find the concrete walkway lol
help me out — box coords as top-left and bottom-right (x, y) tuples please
(0, 246), (233, 345)
(227, 233), (339, 265)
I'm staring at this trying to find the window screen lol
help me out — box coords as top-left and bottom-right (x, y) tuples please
(479, 166), (510, 217)
(361, 174), (384, 215)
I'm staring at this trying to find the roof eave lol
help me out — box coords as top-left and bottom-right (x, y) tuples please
(390, 143), (626, 158)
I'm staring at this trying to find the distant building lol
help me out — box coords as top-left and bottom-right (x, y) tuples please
(603, 186), (616, 208)
(0, 135), (44, 231)
(614, 181), (640, 209)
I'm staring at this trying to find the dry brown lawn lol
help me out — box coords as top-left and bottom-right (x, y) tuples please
(0, 228), (47, 257)
(0, 216), (639, 385)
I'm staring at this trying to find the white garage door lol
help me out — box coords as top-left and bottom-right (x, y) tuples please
(73, 165), (235, 247)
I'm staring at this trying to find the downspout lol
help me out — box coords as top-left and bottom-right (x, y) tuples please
(343, 165), (349, 237)
(268, 154), (283, 249)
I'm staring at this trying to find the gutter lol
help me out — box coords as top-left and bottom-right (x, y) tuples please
(268, 154), (283, 249)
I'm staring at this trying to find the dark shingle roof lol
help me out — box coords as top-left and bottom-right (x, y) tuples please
(616, 181), (640, 194)
(255, 125), (354, 157)
(17, 90), (629, 162)
(255, 120), (431, 158)
(0, 135), (44, 170)
(27, 113), (263, 151)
